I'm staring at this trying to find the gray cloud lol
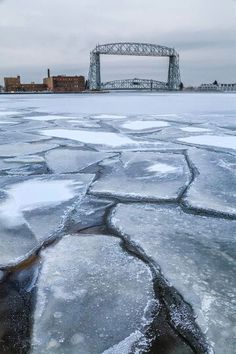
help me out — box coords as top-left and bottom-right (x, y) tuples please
(0, 0), (235, 85)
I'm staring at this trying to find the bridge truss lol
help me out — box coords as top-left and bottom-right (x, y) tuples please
(101, 78), (168, 91)
(88, 42), (181, 91)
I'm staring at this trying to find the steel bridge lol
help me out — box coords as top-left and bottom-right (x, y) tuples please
(101, 78), (168, 91)
(88, 42), (181, 91)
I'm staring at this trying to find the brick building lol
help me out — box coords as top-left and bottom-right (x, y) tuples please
(4, 76), (21, 92)
(44, 73), (85, 92)
(4, 76), (47, 92)
(4, 70), (86, 93)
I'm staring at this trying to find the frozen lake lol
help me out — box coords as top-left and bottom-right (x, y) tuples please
(0, 92), (235, 354)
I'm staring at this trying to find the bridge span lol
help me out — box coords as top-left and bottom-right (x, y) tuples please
(88, 42), (181, 91)
(101, 78), (168, 91)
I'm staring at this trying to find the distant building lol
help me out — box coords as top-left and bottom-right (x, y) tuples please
(4, 76), (47, 92)
(4, 69), (86, 93)
(199, 82), (236, 92)
(199, 83), (220, 91)
(4, 76), (21, 92)
(43, 69), (85, 92)
(219, 83), (236, 92)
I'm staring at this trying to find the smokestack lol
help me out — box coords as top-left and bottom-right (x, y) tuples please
(47, 68), (50, 78)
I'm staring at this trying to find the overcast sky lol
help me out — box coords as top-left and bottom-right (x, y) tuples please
(0, 0), (235, 86)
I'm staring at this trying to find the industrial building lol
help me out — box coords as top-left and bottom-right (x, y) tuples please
(4, 76), (47, 93)
(43, 69), (85, 92)
(3, 70), (85, 93)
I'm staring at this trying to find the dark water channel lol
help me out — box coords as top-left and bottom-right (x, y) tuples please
(0, 258), (38, 354)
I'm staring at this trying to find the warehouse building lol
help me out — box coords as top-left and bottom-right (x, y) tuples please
(4, 76), (47, 92)
(4, 69), (85, 93)
(43, 69), (85, 92)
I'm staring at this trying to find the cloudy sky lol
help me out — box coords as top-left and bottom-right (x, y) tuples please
(0, 0), (235, 86)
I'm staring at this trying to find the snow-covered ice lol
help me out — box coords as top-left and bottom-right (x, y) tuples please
(0, 174), (94, 267)
(121, 120), (170, 131)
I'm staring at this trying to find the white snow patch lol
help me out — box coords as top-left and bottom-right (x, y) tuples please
(180, 127), (211, 133)
(0, 179), (80, 227)
(26, 115), (81, 121)
(121, 120), (169, 130)
(146, 163), (177, 174)
(178, 135), (236, 150)
(39, 129), (136, 147)
(0, 111), (21, 116)
(91, 114), (127, 119)
(0, 121), (17, 124)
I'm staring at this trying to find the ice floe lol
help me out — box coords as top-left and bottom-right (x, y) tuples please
(109, 203), (236, 353)
(0, 142), (58, 157)
(39, 129), (137, 147)
(31, 234), (155, 354)
(45, 148), (112, 173)
(0, 174), (94, 268)
(121, 120), (170, 131)
(90, 152), (190, 201)
(184, 149), (236, 217)
(179, 135), (236, 151)
(180, 127), (211, 133)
